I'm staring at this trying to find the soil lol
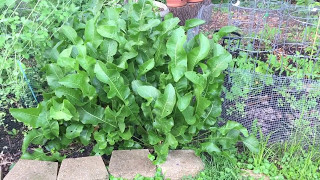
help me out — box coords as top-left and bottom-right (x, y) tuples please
(0, 108), (95, 177)
(0, 112), (24, 177)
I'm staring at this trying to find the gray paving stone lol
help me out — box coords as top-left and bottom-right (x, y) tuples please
(159, 150), (205, 180)
(57, 156), (108, 180)
(0, 166), (2, 180)
(108, 149), (156, 179)
(4, 159), (58, 180)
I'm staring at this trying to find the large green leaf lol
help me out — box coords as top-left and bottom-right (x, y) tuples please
(243, 135), (259, 154)
(66, 123), (84, 139)
(177, 92), (193, 112)
(46, 64), (64, 89)
(201, 142), (221, 154)
(49, 100), (73, 121)
(76, 55), (96, 73)
(57, 57), (78, 71)
(195, 96), (211, 117)
(153, 83), (176, 119)
(97, 24), (117, 39)
(212, 43), (226, 57)
(216, 26), (238, 39)
(119, 126), (134, 140)
(153, 117), (174, 134)
(60, 26), (79, 44)
(182, 106), (196, 125)
(185, 19), (205, 30)
(116, 51), (138, 69)
(138, 58), (155, 76)
(94, 131), (107, 149)
(94, 61), (130, 103)
(99, 39), (118, 62)
(219, 121), (249, 137)
(166, 133), (178, 149)
(184, 71), (206, 86)
(21, 148), (64, 162)
(207, 52), (232, 78)
(54, 87), (85, 106)
(148, 131), (163, 145)
(85, 15), (103, 48)
(58, 72), (96, 98)
(10, 107), (41, 128)
(78, 104), (105, 126)
(80, 127), (94, 146)
(140, 19), (161, 31)
(22, 129), (45, 153)
(104, 107), (128, 128)
(167, 27), (187, 82)
(162, 17), (180, 35)
(42, 121), (59, 139)
(137, 85), (160, 105)
(187, 34), (210, 71)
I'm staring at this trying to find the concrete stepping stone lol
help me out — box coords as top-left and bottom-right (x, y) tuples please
(0, 166), (2, 180)
(4, 159), (58, 180)
(57, 156), (108, 180)
(159, 150), (204, 180)
(108, 149), (156, 179)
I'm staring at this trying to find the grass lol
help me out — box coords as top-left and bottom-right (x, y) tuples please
(236, 118), (320, 180)
(189, 155), (241, 180)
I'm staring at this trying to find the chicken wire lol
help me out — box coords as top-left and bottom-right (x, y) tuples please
(191, 1), (320, 143)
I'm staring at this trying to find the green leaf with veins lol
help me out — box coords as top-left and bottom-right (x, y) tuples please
(21, 129), (45, 153)
(99, 39), (118, 62)
(153, 117), (174, 134)
(243, 135), (259, 154)
(177, 92), (193, 112)
(60, 26), (79, 44)
(94, 61), (130, 103)
(167, 27), (187, 82)
(66, 123), (84, 139)
(10, 107), (41, 128)
(46, 64), (64, 89)
(153, 83), (176, 119)
(138, 58), (155, 76)
(207, 52), (232, 78)
(201, 142), (221, 154)
(187, 33), (210, 71)
(182, 106), (196, 125)
(137, 85), (161, 105)
(54, 87), (85, 106)
(94, 131), (107, 149)
(58, 72), (96, 98)
(80, 127), (94, 146)
(78, 104), (105, 126)
(185, 19), (205, 30)
(166, 133), (178, 149)
(85, 14), (103, 48)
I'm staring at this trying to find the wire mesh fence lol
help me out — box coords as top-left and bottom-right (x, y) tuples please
(6, 0), (320, 143)
(191, 0), (320, 143)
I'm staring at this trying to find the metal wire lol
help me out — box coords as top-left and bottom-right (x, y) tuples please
(192, 0), (320, 142)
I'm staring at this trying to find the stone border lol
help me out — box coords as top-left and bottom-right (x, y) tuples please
(3, 150), (204, 180)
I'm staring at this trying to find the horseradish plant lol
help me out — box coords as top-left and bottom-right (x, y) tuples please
(10, 0), (258, 163)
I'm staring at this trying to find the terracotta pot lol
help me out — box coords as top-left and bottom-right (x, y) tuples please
(166, 0), (187, 7)
(188, 0), (203, 2)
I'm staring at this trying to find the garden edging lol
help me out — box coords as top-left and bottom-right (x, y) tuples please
(3, 149), (204, 180)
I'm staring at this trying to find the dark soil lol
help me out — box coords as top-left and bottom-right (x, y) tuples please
(0, 108), (95, 177)
(0, 113), (24, 177)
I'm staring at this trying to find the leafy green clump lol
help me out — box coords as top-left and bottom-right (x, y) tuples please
(10, 0), (258, 163)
